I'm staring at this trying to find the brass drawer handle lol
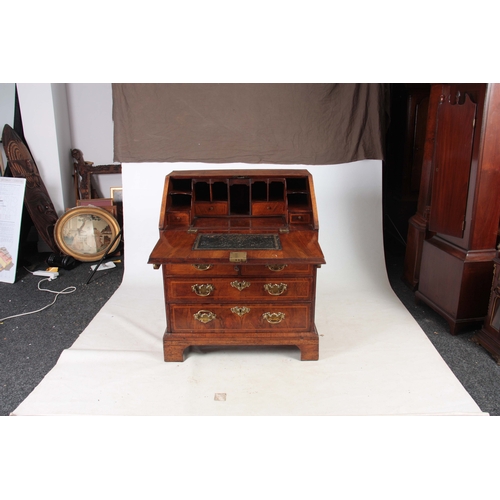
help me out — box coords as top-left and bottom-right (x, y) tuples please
(262, 312), (285, 324)
(194, 310), (216, 324)
(231, 306), (250, 317)
(264, 283), (288, 296)
(191, 283), (214, 296)
(267, 264), (287, 272)
(230, 280), (251, 291)
(192, 264), (213, 271)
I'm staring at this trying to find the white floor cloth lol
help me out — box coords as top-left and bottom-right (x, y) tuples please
(12, 161), (486, 416)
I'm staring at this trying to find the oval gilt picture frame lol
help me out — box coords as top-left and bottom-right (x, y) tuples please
(54, 206), (121, 262)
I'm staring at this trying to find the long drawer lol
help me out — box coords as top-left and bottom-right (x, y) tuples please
(169, 303), (312, 332)
(166, 277), (313, 302)
(239, 264), (313, 276)
(162, 263), (314, 277)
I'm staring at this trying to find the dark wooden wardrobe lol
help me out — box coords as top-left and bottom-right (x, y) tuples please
(404, 83), (500, 334)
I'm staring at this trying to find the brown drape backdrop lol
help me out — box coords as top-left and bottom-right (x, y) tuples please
(112, 83), (387, 165)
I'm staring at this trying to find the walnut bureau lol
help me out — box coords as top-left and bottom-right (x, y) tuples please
(148, 170), (325, 361)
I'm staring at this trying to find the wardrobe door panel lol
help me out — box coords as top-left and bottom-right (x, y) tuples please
(428, 94), (477, 238)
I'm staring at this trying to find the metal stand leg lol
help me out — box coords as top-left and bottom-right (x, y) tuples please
(86, 229), (122, 285)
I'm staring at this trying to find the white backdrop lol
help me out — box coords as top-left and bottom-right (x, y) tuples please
(12, 160), (485, 416)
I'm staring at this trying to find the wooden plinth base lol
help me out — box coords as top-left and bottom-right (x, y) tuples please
(415, 291), (484, 334)
(472, 329), (500, 364)
(163, 330), (319, 362)
(415, 237), (494, 334)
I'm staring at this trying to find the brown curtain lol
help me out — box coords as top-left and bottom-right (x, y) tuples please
(112, 83), (387, 165)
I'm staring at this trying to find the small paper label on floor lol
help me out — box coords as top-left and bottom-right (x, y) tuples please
(90, 262), (116, 271)
(214, 393), (226, 401)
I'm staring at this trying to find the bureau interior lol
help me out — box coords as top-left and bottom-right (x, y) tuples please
(166, 171), (315, 230)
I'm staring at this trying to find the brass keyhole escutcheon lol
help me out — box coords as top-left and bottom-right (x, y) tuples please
(191, 283), (214, 296)
(230, 280), (251, 292)
(231, 306), (250, 317)
(264, 283), (288, 296)
(194, 310), (216, 324)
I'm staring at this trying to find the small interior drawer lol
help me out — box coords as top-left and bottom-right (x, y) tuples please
(252, 201), (286, 216)
(167, 212), (190, 225)
(289, 212), (311, 224)
(194, 202), (228, 216)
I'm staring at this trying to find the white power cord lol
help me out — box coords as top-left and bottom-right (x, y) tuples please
(0, 274), (77, 323)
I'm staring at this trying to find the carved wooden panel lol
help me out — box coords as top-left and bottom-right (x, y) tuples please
(71, 149), (122, 200)
(473, 257), (500, 363)
(1, 124), (59, 253)
(409, 94), (429, 194)
(428, 93), (477, 238)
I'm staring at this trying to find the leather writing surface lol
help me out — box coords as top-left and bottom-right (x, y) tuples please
(192, 233), (281, 251)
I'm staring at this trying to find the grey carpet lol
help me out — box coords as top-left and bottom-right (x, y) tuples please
(0, 252), (124, 415)
(384, 240), (500, 416)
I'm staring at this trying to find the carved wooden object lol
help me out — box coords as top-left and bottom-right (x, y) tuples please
(1, 124), (60, 253)
(148, 170), (325, 361)
(473, 255), (500, 363)
(71, 149), (122, 200)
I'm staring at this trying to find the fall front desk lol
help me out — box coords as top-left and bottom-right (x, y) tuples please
(148, 170), (325, 362)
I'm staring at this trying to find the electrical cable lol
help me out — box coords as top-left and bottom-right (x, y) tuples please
(0, 273), (77, 324)
(384, 214), (407, 246)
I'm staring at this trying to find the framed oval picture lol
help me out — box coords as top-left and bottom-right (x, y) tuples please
(54, 206), (121, 262)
